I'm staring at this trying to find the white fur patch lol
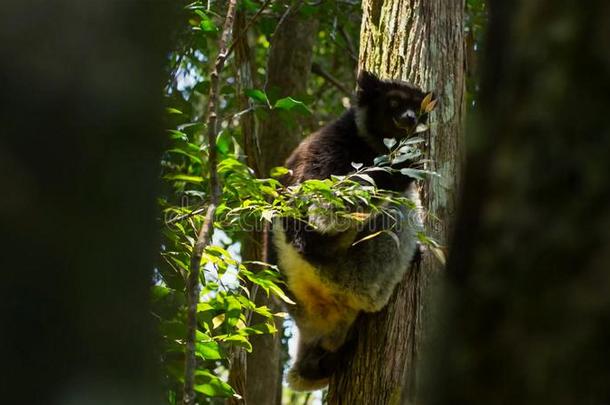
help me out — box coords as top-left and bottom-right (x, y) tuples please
(354, 106), (387, 154)
(354, 106), (368, 138)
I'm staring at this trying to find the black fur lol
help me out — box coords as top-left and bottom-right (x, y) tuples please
(275, 71), (432, 391)
(281, 72), (429, 264)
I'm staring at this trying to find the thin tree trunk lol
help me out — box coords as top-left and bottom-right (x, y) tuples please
(247, 6), (318, 403)
(257, 3), (319, 176)
(228, 4), (319, 405)
(227, 11), (256, 404)
(428, 1), (610, 404)
(328, 1), (465, 403)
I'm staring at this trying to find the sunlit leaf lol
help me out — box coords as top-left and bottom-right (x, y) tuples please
(270, 166), (290, 178)
(415, 123), (429, 133)
(166, 107), (184, 115)
(211, 314), (225, 329)
(274, 312), (289, 319)
(352, 173), (376, 185)
(269, 284), (296, 305)
(352, 230), (384, 246)
(431, 246), (446, 265)
(383, 138), (397, 149)
(195, 341), (223, 360)
(194, 370), (234, 397)
(163, 174), (204, 184)
(222, 334), (253, 352)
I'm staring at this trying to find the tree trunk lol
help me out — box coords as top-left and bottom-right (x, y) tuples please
(427, 1), (610, 404)
(328, 1), (465, 404)
(228, 4), (319, 405)
(0, 2), (174, 404)
(257, 4), (319, 177)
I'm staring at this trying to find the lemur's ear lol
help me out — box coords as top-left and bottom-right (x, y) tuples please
(356, 71), (381, 106)
(357, 70), (381, 93)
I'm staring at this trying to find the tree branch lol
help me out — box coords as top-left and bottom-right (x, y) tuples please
(226, 0), (274, 60)
(311, 62), (352, 96)
(166, 206), (207, 225)
(182, 1), (238, 404)
(338, 24), (358, 64)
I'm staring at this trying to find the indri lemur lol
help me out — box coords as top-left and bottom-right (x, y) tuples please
(273, 71), (432, 391)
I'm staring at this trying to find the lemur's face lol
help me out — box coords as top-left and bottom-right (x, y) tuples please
(356, 71), (432, 140)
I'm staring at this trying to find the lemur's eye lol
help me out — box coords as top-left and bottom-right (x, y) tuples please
(389, 98), (400, 109)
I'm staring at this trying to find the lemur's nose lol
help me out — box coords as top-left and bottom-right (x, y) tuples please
(398, 109), (417, 127)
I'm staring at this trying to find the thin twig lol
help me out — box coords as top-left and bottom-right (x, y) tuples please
(182, 1), (238, 404)
(338, 24), (358, 64)
(226, 0), (274, 59)
(166, 206), (208, 225)
(311, 62), (352, 96)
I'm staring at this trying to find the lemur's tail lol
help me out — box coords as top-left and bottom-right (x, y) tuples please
(287, 341), (340, 391)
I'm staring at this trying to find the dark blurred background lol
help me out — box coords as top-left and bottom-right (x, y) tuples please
(0, 2), (175, 404)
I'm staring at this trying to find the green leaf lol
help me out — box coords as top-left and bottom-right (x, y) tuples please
(163, 174), (204, 184)
(167, 148), (202, 164)
(151, 285), (171, 301)
(196, 341), (224, 360)
(245, 88), (268, 103)
(374, 155), (390, 166)
(352, 173), (376, 186)
(270, 166), (290, 178)
(222, 334), (253, 352)
(268, 283), (296, 305)
(216, 130), (232, 154)
(224, 295), (242, 328)
(211, 314), (225, 329)
(166, 107), (184, 115)
(193, 370), (234, 397)
(399, 168), (441, 180)
(240, 322), (277, 335)
(273, 97), (311, 114)
(167, 129), (188, 141)
(194, 10), (217, 32)
(302, 179), (331, 192)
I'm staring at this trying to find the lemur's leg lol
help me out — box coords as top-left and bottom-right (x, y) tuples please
(288, 311), (358, 392)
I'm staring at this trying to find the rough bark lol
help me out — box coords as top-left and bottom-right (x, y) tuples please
(245, 6), (318, 403)
(257, 4), (319, 176)
(0, 1), (174, 404)
(227, 11), (256, 405)
(328, 1), (465, 404)
(228, 5), (319, 405)
(427, 1), (610, 404)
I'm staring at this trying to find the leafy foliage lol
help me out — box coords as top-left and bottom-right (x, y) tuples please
(157, 2), (364, 403)
(156, 1), (483, 404)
